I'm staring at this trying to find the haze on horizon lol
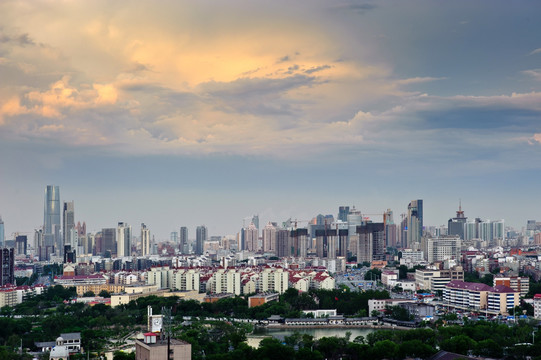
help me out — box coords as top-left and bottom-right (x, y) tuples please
(1, 0), (541, 240)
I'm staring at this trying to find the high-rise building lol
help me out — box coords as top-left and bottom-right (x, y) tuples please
(117, 222), (132, 257)
(465, 218), (482, 241)
(243, 222), (259, 252)
(180, 227), (189, 254)
(0, 248), (15, 286)
(338, 206), (350, 222)
(290, 228), (308, 258)
(63, 201), (75, 255)
(35, 229), (44, 260)
(195, 225), (208, 255)
(170, 232), (178, 244)
(347, 206), (363, 253)
(44, 185), (60, 259)
(448, 201), (467, 240)
(315, 229), (337, 259)
(251, 215), (259, 230)
(426, 235), (461, 263)
(338, 229), (349, 257)
(76, 221), (86, 237)
(262, 222), (277, 253)
(275, 229), (290, 258)
(102, 228), (116, 257)
(15, 235), (27, 256)
(0, 216), (4, 248)
(407, 200), (423, 248)
(356, 223), (385, 263)
(383, 209), (397, 248)
(141, 223), (150, 256)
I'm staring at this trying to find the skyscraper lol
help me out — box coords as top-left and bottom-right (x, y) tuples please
(117, 222), (132, 257)
(63, 201), (75, 253)
(44, 185), (60, 259)
(195, 225), (208, 255)
(180, 226), (189, 254)
(141, 223), (150, 256)
(0, 216), (4, 248)
(448, 201), (467, 240)
(407, 200), (423, 248)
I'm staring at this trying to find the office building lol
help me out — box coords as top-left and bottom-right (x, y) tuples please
(0, 216), (4, 248)
(180, 226), (189, 254)
(44, 185), (61, 259)
(0, 248), (15, 286)
(170, 231), (178, 244)
(117, 222), (132, 257)
(141, 223), (150, 256)
(195, 225), (207, 255)
(407, 200), (423, 248)
(448, 202), (467, 240)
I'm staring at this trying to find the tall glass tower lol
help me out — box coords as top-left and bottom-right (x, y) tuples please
(44, 185), (61, 258)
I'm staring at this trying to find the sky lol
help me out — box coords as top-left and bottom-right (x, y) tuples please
(1, 0), (541, 240)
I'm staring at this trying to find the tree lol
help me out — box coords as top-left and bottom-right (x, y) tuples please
(113, 350), (135, 360)
(365, 268), (381, 281)
(83, 291), (95, 297)
(99, 290), (111, 298)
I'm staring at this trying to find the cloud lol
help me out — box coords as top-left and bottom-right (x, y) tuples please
(304, 65), (331, 74)
(522, 69), (541, 81)
(332, 2), (377, 14)
(396, 77), (447, 85)
(529, 48), (541, 55)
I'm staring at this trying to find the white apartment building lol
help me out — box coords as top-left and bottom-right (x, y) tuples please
(259, 267), (289, 294)
(209, 269), (242, 295)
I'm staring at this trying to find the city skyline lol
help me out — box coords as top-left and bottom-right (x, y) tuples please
(1, 1), (540, 238)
